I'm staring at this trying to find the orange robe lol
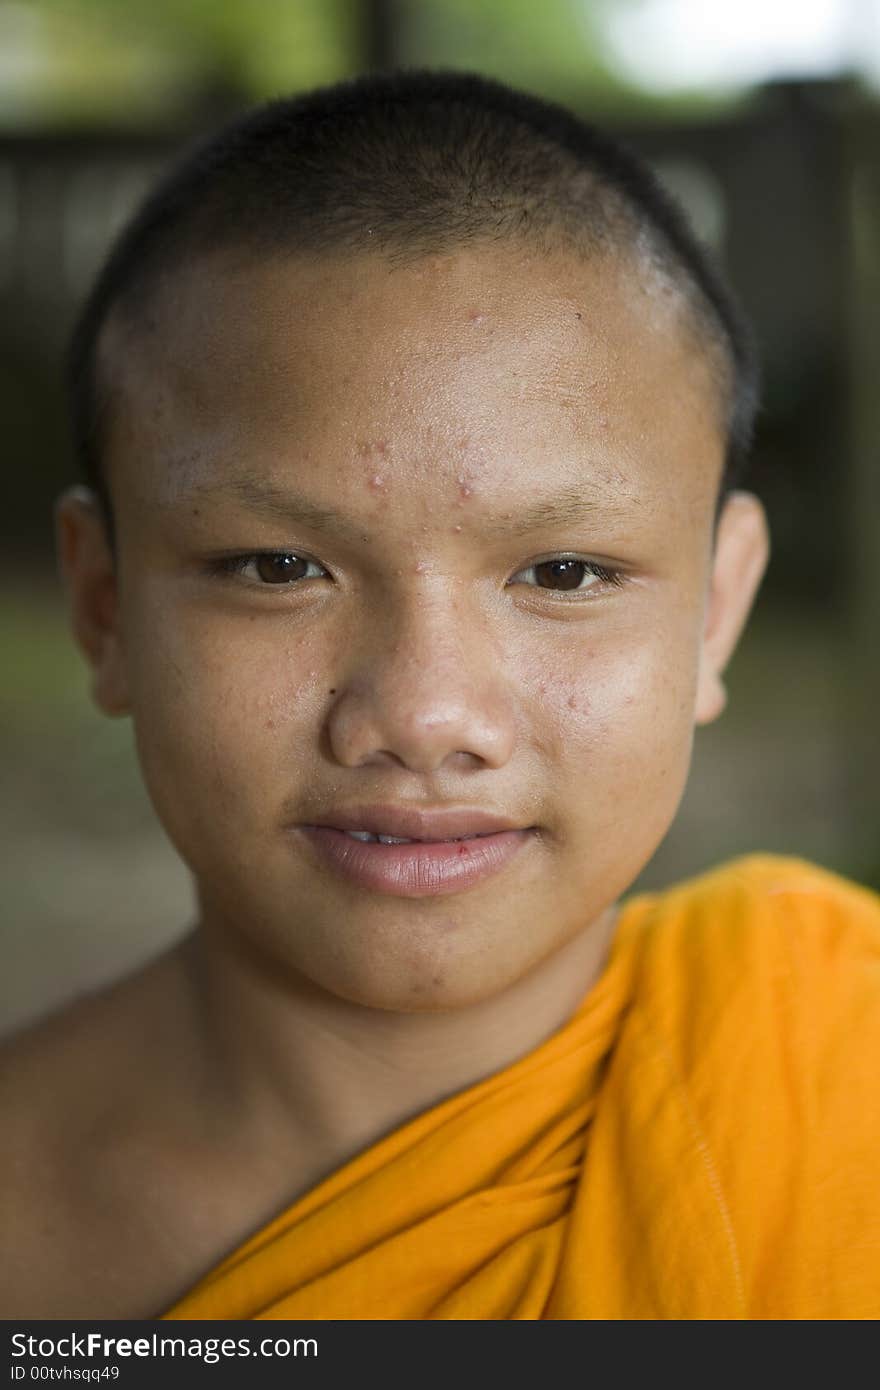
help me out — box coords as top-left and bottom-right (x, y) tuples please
(164, 854), (880, 1319)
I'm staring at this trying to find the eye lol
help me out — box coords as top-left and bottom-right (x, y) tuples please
(509, 556), (624, 594)
(212, 552), (329, 585)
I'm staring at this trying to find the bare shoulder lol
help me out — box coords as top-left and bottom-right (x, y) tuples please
(0, 949), (201, 1318)
(1, 972), (135, 1102)
(0, 950), (183, 1142)
(0, 974), (138, 1183)
(1, 941), (311, 1318)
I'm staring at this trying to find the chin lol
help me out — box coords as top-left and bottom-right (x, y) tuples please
(302, 951), (531, 1016)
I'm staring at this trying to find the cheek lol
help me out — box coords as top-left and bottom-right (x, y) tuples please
(124, 605), (328, 836)
(528, 627), (699, 808)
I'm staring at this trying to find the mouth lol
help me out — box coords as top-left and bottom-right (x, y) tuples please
(294, 824), (536, 898)
(334, 829), (500, 845)
(297, 801), (530, 841)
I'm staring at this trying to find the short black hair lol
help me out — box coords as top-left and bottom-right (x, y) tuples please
(68, 68), (760, 534)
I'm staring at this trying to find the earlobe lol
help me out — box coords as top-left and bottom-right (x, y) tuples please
(694, 490), (770, 728)
(696, 670), (727, 724)
(55, 485), (131, 717)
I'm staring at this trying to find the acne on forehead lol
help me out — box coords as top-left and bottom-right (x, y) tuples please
(98, 242), (726, 519)
(120, 244), (700, 392)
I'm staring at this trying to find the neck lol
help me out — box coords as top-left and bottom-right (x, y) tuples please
(175, 899), (619, 1197)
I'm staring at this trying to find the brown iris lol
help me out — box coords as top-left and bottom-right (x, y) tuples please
(533, 559), (589, 591)
(255, 553), (309, 584)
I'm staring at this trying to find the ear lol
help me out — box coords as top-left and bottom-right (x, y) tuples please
(55, 485), (130, 717)
(695, 490), (770, 726)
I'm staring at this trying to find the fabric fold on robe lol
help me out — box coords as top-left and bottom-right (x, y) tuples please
(163, 854), (880, 1319)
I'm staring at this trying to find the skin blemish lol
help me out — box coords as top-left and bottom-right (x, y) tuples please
(467, 309), (485, 324)
(357, 438), (390, 460)
(368, 474), (387, 492)
(328, 688), (336, 695)
(451, 524), (463, 534)
(414, 561), (431, 574)
(456, 476), (473, 501)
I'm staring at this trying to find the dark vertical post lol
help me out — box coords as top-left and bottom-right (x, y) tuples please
(843, 98), (880, 884)
(362, 0), (399, 71)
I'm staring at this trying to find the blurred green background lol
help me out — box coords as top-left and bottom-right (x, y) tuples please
(2, 0), (879, 1035)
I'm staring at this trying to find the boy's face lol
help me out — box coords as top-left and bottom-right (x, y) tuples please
(61, 242), (768, 1010)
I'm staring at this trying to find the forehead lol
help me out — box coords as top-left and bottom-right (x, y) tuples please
(103, 241), (723, 518)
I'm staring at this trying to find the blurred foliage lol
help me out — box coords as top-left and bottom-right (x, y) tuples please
(2, 0), (736, 127)
(400, 0), (618, 100)
(399, 0), (737, 117)
(3, 0), (360, 125)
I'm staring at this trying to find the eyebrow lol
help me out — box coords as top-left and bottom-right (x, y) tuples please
(183, 473), (634, 539)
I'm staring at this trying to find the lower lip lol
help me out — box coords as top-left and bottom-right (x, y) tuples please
(295, 826), (535, 897)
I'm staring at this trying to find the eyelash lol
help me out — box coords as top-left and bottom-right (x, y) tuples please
(209, 552), (627, 598)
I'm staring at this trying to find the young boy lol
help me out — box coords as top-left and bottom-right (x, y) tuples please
(3, 70), (878, 1321)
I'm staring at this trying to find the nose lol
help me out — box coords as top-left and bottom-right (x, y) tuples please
(325, 586), (517, 774)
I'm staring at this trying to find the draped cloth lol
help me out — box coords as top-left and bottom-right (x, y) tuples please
(163, 854), (880, 1319)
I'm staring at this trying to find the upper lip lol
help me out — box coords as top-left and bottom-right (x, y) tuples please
(300, 805), (530, 841)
